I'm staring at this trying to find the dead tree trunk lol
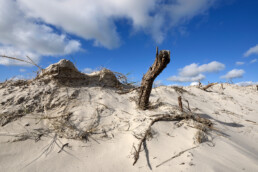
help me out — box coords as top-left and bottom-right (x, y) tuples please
(138, 47), (170, 110)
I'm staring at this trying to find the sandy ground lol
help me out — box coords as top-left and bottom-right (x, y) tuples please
(0, 60), (258, 172)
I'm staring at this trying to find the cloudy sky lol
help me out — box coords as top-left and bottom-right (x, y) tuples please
(0, 0), (257, 85)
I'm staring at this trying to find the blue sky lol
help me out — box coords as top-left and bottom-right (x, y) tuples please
(0, 0), (257, 85)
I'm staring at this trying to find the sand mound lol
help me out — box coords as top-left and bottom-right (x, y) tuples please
(0, 60), (258, 172)
(37, 59), (121, 87)
(0, 59), (125, 127)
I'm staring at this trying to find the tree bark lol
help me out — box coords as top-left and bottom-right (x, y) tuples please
(138, 47), (170, 110)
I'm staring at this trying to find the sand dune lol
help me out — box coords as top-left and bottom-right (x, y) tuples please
(0, 60), (257, 172)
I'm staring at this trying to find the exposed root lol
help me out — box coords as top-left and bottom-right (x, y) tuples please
(132, 113), (212, 165)
(184, 99), (191, 112)
(58, 143), (69, 153)
(201, 83), (217, 91)
(156, 146), (199, 168)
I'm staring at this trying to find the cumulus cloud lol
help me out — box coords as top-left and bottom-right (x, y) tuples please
(82, 68), (96, 74)
(16, 0), (216, 47)
(0, 0), (81, 66)
(179, 61), (225, 77)
(168, 61), (225, 82)
(190, 82), (199, 86)
(244, 44), (258, 57)
(235, 61), (245, 66)
(221, 69), (245, 80)
(0, 0), (218, 65)
(250, 59), (257, 64)
(168, 74), (205, 82)
(236, 81), (258, 86)
(0, 46), (39, 66)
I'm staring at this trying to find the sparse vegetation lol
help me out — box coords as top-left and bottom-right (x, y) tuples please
(0, 59), (257, 171)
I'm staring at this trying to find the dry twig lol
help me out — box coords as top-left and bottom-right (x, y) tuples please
(156, 146), (198, 168)
(0, 55), (42, 71)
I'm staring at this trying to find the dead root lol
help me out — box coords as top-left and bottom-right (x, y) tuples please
(132, 112), (212, 165)
(201, 83), (218, 91)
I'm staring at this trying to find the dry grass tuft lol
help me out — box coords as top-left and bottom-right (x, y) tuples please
(194, 130), (208, 144)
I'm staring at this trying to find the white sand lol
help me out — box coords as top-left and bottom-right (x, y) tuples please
(0, 60), (258, 172)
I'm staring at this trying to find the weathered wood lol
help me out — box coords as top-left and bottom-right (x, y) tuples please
(132, 113), (212, 165)
(256, 85), (258, 91)
(138, 47), (170, 110)
(178, 96), (183, 112)
(201, 83), (217, 91)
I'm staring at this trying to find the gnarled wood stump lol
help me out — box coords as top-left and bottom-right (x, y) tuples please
(138, 47), (170, 110)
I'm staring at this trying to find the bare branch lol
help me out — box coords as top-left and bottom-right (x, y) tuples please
(201, 83), (217, 91)
(132, 113), (212, 165)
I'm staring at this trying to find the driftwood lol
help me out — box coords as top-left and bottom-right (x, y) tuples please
(201, 83), (217, 91)
(132, 113), (212, 165)
(256, 85), (258, 91)
(138, 47), (170, 110)
(178, 96), (183, 112)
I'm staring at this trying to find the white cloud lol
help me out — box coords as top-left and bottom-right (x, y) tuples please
(168, 61), (225, 82)
(235, 61), (245, 66)
(0, 0), (81, 66)
(0, 0), (218, 65)
(82, 68), (96, 74)
(0, 46), (39, 66)
(236, 81), (258, 86)
(190, 82), (199, 86)
(15, 0), (216, 48)
(221, 69), (245, 80)
(244, 44), (258, 57)
(19, 69), (26, 72)
(168, 74), (205, 82)
(250, 59), (257, 64)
